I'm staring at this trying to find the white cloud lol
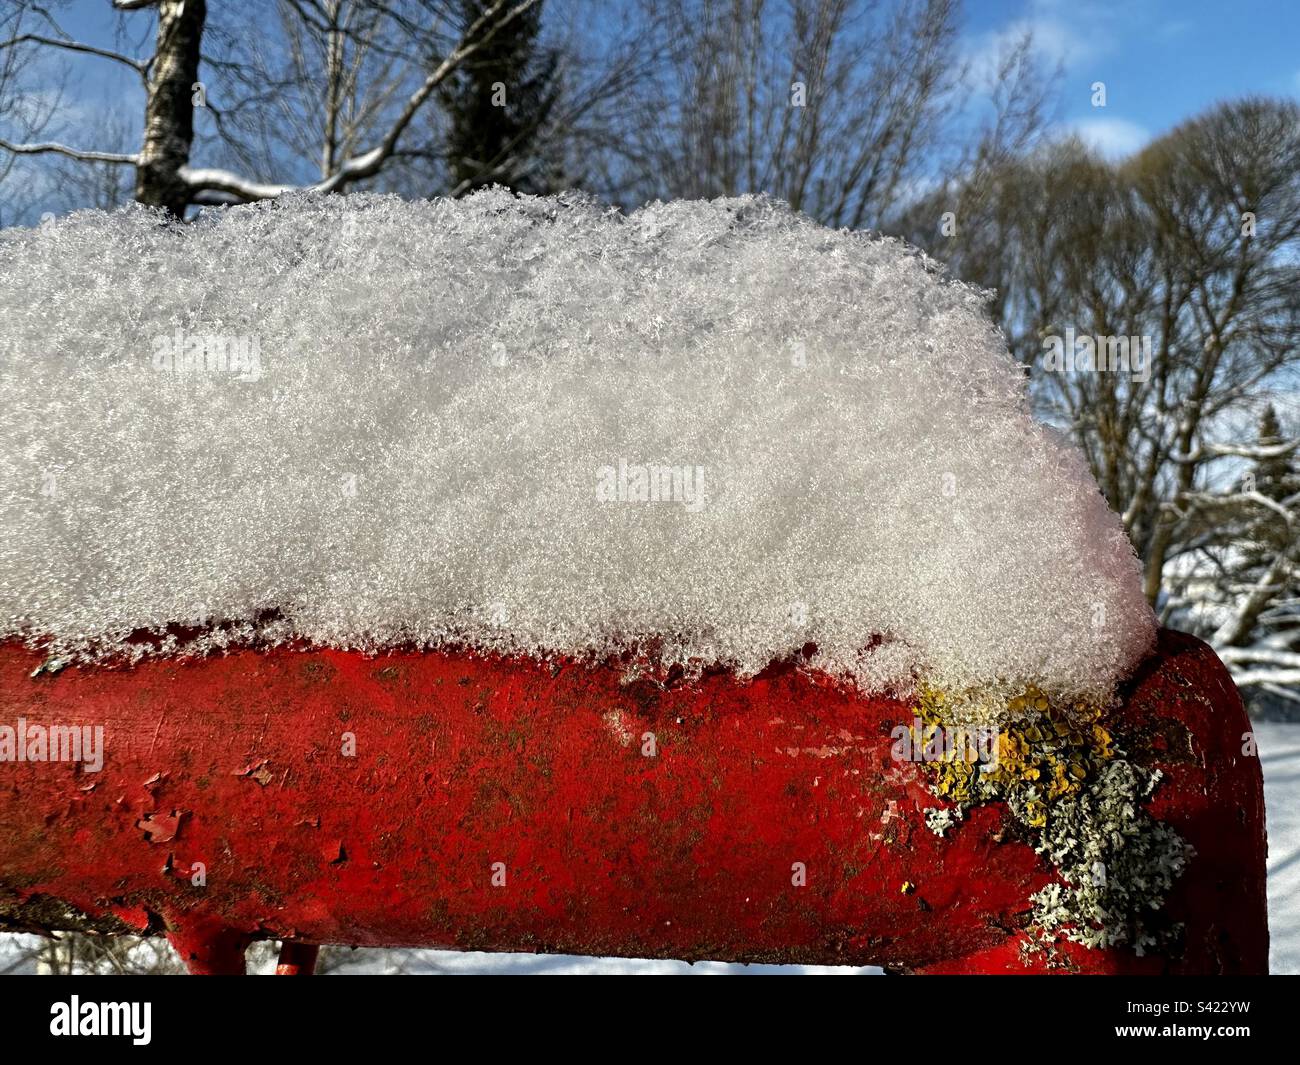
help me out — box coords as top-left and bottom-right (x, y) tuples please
(1063, 117), (1150, 159)
(962, 0), (1134, 89)
(964, 18), (1092, 88)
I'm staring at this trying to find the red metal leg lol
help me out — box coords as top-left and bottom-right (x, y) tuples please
(166, 918), (249, 975)
(275, 942), (319, 975)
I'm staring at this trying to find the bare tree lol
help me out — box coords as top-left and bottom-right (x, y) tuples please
(199, 1), (449, 192)
(589, 0), (1053, 231)
(201, 0), (580, 198)
(0, 1), (64, 225)
(0, 0), (545, 216)
(899, 97), (1300, 700)
(2, 931), (187, 974)
(1169, 407), (1299, 700)
(47, 109), (137, 210)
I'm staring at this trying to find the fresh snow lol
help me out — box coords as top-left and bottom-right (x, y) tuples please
(1258, 720), (1300, 974)
(0, 190), (1154, 697)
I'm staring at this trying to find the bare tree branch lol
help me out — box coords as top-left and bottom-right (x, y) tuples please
(0, 33), (148, 77)
(0, 137), (139, 164)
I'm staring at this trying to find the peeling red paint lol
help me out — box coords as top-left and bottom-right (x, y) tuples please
(137, 810), (185, 844)
(0, 630), (1268, 974)
(234, 759), (274, 786)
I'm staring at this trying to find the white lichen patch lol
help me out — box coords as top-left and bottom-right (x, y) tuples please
(913, 688), (1191, 952)
(924, 806), (964, 836)
(1025, 761), (1193, 954)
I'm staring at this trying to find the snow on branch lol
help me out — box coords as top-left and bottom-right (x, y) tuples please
(1227, 668), (1300, 688)
(1184, 489), (1299, 525)
(1212, 550), (1295, 647)
(1174, 439), (1300, 464)
(0, 138), (140, 165)
(175, 167), (297, 202)
(179, 0), (542, 203)
(1218, 647), (1300, 669)
(1215, 647), (1300, 689)
(1259, 683), (1300, 706)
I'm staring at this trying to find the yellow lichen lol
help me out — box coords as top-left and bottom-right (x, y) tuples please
(913, 682), (1117, 814)
(911, 682), (1189, 954)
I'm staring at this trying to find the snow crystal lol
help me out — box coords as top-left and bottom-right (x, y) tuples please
(0, 191), (1156, 697)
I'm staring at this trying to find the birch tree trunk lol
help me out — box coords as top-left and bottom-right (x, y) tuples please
(135, 0), (205, 216)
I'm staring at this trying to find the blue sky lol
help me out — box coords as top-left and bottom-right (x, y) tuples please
(17, 0), (1300, 201)
(964, 0), (1300, 157)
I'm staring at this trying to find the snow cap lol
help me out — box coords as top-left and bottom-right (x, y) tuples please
(0, 191), (1156, 697)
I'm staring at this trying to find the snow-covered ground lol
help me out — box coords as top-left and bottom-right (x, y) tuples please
(1257, 721), (1300, 975)
(294, 951), (880, 976)
(3, 720), (1294, 975)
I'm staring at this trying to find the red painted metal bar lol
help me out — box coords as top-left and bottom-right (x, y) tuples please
(0, 630), (1267, 973)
